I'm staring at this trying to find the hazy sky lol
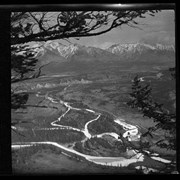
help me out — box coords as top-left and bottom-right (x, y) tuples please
(65, 10), (175, 48)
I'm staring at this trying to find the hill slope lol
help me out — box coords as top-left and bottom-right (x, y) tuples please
(26, 41), (175, 75)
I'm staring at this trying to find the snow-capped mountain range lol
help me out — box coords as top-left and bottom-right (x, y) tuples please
(30, 42), (81, 58)
(28, 41), (175, 59)
(107, 43), (175, 54)
(26, 41), (175, 62)
(15, 40), (174, 74)
(30, 41), (115, 59)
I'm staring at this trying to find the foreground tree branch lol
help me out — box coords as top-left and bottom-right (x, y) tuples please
(11, 10), (159, 45)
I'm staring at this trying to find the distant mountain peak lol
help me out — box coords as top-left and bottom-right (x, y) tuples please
(155, 43), (175, 51)
(107, 42), (175, 55)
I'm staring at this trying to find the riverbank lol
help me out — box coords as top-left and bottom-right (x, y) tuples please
(12, 87), (175, 174)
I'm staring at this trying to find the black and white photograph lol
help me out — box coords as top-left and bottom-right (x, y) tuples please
(10, 4), (177, 175)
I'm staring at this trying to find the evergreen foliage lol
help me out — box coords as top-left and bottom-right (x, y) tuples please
(127, 75), (176, 150)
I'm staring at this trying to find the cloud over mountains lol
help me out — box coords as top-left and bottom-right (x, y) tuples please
(139, 31), (175, 46)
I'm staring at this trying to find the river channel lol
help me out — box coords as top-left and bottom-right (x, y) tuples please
(12, 87), (172, 172)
